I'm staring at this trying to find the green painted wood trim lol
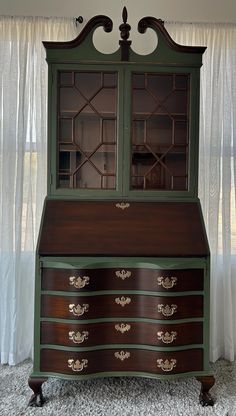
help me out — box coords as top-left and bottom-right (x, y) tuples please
(40, 256), (208, 269)
(43, 12), (205, 67)
(40, 344), (204, 353)
(189, 68), (201, 197)
(44, 30), (120, 64)
(29, 369), (213, 382)
(35, 198), (47, 254)
(47, 65), (53, 195)
(41, 317), (204, 325)
(41, 290), (204, 297)
(197, 200), (211, 255)
(32, 256), (42, 373)
(203, 257), (211, 369)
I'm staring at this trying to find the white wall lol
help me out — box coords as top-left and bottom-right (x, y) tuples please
(0, 0), (236, 23)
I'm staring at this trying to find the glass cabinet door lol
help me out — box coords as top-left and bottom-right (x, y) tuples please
(130, 72), (189, 191)
(57, 71), (118, 190)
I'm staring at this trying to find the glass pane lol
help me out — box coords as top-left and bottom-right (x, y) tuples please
(172, 176), (187, 190)
(165, 153), (187, 177)
(90, 144), (116, 174)
(102, 176), (116, 189)
(145, 165), (166, 189)
(58, 174), (71, 188)
(131, 72), (189, 191)
(59, 151), (70, 171)
(59, 87), (86, 115)
(74, 110), (101, 153)
(164, 90), (188, 113)
(147, 74), (173, 100)
(59, 119), (73, 142)
(103, 119), (116, 142)
(175, 75), (189, 90)
(73, 163), (101, 189)
(57, 71), (118, 190)
(91, 88), (117, 115)
(174, 119), (188, 145)
(75, 72), (101, 99)
(60, 72), (73, 86)
(133, 74), (145, 88)
(146, 115), (173, 149)
(132, 90), (156, 114)
(132, 120), (145, 144)
(103, 73), (117, 87)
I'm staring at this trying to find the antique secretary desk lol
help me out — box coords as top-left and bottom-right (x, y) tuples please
(28, 8), (215, 407)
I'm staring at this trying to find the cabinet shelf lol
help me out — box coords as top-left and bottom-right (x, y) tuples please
(132, 112), (188, 119)
(59, 111), (116, 118)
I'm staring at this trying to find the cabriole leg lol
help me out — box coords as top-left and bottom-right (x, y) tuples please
(28, 377), (48, 407)
(196, 375), (215, 406)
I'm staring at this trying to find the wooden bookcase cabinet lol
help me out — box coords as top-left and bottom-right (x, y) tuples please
(28, 8), (215, 407)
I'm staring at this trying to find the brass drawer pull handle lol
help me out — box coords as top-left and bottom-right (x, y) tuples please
(69, 275), (90, 289)
(115, 202), (130, 210)
(157, 358), (177, 372)
(157, 331), (177, 344)
(157, 304), (177, 317)
(115, 296), (131, 307)
(114, 351), (130, 361)
(115, 270), (132, 280)
(157, 276), (177, 289)
(69, 303), (89, 316)
(68, 358), (88, 372)
(115, 323), (131, 333)
(69, 330), (89, 344)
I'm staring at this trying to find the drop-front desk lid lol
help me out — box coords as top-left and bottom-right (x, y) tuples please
(38, 200), (209, 257)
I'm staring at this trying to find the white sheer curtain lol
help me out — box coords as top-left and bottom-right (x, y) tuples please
(0, 16), (77, 365)
(167, 22), (236, 362)
(0, 16), (235, 365)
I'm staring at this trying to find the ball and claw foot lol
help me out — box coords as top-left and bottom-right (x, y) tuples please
(196, 375), (215, 407)
(199, 391), (214, 406)
(28, 392), (45, 407)
(28, 377), (47, 407)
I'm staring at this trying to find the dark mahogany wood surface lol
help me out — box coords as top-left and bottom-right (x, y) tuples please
(41, 294), (203, 320)
(40, 348), (203, 375)
(38, 200), (209, 256)
(42, 268), (204, 292)
(41, 321), (203, 347)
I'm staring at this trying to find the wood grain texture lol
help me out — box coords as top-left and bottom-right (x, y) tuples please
(42, 267), (204, 292)
(41, 321), (203, 347)
(41, 294), (203, 320)
(40, 348), (203, 375)
(38, 200), (209, 256)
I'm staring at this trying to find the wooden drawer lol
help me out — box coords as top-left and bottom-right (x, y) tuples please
(41, 294), (203, 320)
(40, 348), (203, 375)
(42, 267), (204, 293)
(41, 321), (203, 347)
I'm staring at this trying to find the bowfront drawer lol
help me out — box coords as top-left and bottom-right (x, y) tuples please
(41, 321), (203, 347)
(41, 267), (204, 292)
(41, 294), (203, 320)
(40, 348), (203, 375)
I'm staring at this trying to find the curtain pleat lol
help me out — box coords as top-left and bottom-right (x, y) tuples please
(0, 16), (77, 365)
(167, 22), (236, 361)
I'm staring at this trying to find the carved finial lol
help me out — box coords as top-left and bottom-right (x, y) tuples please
(122, 7), (128, 24)
(119, 7), (131, 61)
(119, 7), (131, 40)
